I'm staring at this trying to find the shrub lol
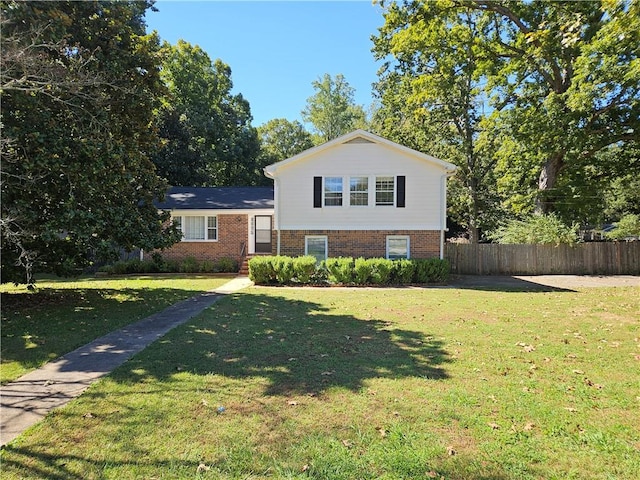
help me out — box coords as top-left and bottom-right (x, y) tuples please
(215, 257), (238, 273)
(293, 256), (317, 283)
(392, 259), (414, 284)
(354, 257), (374, 284)
(311, 261), (329, 284)
(606, 214), (640, 240)
(414, 258), (450, 283)
(488, 213), (579, 245)
(248, 256), (277, 284)
(180, 256), (200, 273)
(326, 257), (355, 284)
(199, 259), (216, 273)
(162, 259), (180, 273)
(272, 256), (294, 284)
(371, 258), (393, 285)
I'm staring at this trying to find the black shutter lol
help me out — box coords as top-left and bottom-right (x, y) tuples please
(396, 175), (406, 208)
(313, 176), (322, 208)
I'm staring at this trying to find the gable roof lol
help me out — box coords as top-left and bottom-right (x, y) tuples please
(263, 129), (457, 178)
(157, 186), (274, 210)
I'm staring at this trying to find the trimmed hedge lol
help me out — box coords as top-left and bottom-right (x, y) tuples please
(99, 255), (238, 275)
(249, 256), (449, 286)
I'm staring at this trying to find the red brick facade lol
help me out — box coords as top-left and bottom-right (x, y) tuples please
(160, 214), (248, 264)
(277, 230), (441, 259)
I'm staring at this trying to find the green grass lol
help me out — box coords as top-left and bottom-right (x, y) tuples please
(0, 275), (232, 384)
(2, 284), (639, 479)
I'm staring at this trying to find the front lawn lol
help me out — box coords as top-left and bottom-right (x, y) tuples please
(0, 275), (231, 384)
(1, 285), (639, 479)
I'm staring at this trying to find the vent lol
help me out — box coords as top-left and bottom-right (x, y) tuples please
(343, 137), (374, 144)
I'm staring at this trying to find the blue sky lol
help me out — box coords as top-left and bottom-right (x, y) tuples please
(144, 1), (386, 127)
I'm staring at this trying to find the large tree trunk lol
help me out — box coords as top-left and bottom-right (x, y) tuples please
(536, 151), (565, 214)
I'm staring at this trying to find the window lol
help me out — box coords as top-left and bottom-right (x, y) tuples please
(305, 236), (328, 262)
(376, 176), (395, 206)
(387, 235), (410, 260)
(207, 216), (218, 240)
(173, 215), (217, 241)
(324, 177), (343, 206)
(350, 176), (368, 206)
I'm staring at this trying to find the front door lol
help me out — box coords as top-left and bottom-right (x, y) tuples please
(255, 215), (272, 254)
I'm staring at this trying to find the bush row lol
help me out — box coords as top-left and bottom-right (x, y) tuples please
(99, 254), (238, 275)
(248, 256), (449, 285)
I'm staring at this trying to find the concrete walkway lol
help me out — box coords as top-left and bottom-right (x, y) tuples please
(0, 276), (253, 446)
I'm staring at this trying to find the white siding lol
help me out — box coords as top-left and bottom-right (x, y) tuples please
(274, 142), (446, 230)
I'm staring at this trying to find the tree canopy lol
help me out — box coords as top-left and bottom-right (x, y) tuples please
(301, 73), (368, 143)
(257, 118), (314, 165)
(374, 0), (640, 231)
(153, 40), (261, 187)
(1, 0), (180, 284)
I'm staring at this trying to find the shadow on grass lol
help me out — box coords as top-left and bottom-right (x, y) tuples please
(111, 292), (451, 396)
(0, 287), (205, 383)
(0, 444), (516, 480)
(448, 275), (576, 292)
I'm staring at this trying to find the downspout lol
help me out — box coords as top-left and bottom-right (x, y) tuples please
(440, 169), (455, 260)
(440, 174), (446, 260)
(275, 177), (281, 255)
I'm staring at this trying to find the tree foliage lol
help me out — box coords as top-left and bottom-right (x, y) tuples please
(1, 0), (180, 284)
(488, 214), (579, 246)
(374, 0), (640, 225)
(606, 214), (640, 241)
(257, 118), (314, 163)
(152, 40), (261, 187)
(301, 73), (368, 142)
(373, 6), (501, 242)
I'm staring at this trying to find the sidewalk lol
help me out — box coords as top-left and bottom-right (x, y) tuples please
(0, 276), (253, 446)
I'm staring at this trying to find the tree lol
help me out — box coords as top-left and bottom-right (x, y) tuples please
(373, 6), (500, 242)
(301, 73), (367, 142)
(153, 40), (261, 187)
(257, 118), (314, 163)
(375, 0), (640, 219)
(1, 0), (180, 284)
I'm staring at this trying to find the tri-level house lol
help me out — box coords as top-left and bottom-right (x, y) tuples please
(156, 130), (457, 267)
(264, 129), (457, 262)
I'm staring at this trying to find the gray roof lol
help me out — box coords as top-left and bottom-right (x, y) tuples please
(157, 186), (274, 210)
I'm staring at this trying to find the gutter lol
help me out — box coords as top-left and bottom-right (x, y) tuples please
(440, 168), (457, 260)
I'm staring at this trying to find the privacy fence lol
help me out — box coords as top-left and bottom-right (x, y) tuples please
(444, 242), (640, 275)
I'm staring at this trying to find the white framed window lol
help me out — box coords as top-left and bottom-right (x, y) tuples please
(349, 176), (369, 206)
(324, 177), (343, 206)
(172, 215), (218, 241)
(387, 235), (410, 260)
(305, 235), (328, 262)
(376, 176), (395, 206)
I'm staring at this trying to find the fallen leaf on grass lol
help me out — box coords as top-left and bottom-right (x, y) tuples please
(342, 439), (353, 448)
(565, 407), (578, 413)
(572, 369), (584, 374)
(196, 463), (210, 473)
(523, 422), (535, 431)
(584, 378), (603, 389)
(377, 427), (387, 438)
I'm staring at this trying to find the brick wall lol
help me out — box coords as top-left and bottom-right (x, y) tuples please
(159, 214), (248, 264)
(278, 230), (441, 259)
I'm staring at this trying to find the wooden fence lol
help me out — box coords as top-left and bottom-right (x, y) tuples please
(444, 242), (640, 275)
